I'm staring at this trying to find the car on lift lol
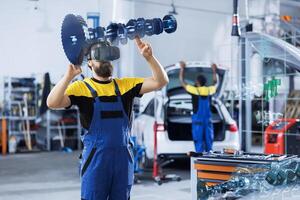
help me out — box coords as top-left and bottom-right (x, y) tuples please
(132, 61), (240, 163)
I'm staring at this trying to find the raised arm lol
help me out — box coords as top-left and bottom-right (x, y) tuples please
(179, 61), (188, 89)
(211, 63), (217, 85)
(46, 64), (82, 109)
(135, 37), (169, 95)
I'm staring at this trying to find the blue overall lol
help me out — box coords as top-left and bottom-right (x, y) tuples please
(191, 96), (214, 153)
(80, 79), (134, 200)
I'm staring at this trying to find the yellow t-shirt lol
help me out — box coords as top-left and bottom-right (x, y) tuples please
(185, 85), (216, 96)
(65, 77), (144, 129)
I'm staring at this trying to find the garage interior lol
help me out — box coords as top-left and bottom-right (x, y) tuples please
(1, 0), (300, 200)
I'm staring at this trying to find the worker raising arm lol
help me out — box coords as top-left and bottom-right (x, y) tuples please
(46, 37), (168, 200)
(179, 61), (217, 153)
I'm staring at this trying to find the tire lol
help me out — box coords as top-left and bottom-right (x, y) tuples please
(157, 180), (162, 185)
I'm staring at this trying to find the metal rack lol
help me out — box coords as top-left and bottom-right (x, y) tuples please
(3, 76), (38, 151)
(45, 108), (81, 151)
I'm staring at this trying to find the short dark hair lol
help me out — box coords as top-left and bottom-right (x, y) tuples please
(196, 75), (206, 86)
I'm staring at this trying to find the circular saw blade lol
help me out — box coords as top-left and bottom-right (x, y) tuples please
(61, 14), (88, 65)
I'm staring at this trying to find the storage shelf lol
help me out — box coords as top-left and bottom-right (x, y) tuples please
(53, 136), (79, 140)
(10, 100), (37, 104)
(3, 76), (39, 152)
(50, 125), (79, 129)
(46, 109), (82, 151)
(8, 116), (36, 120)
(5, 87), (35, 92)
(10, 131), (37, 135)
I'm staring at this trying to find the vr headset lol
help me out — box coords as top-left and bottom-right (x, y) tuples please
(86, 41), (120, 62)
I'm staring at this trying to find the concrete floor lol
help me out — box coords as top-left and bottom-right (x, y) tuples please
(0, 151), (191, 200)
(2, 151), (300, 200)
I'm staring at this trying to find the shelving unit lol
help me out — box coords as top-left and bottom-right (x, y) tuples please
(45, 108), (81, 151)
(3, 76), (38, 152)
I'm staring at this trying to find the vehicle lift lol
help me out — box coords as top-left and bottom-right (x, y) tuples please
(152, 121), (181, 185)
(152, 88), (182, 185)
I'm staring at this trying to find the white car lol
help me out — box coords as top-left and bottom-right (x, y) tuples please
(132, 61), (240, 161)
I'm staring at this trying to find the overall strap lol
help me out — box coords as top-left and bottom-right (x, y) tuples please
(196, 86), (200, 96)
(112, 79), (121, 96)
(83, 81), (98, 98)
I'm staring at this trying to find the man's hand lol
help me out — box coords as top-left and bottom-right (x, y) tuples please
(179, 61), (187, 88)
(136, 36), (169, 94)
(46, 64), (81, 109)
(211, 63), (218, 85)
(66, 64), (82, 79)
(211, 63), (217, 72)
(135, 37), (153, 60)
(179, 61), (186, 69)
